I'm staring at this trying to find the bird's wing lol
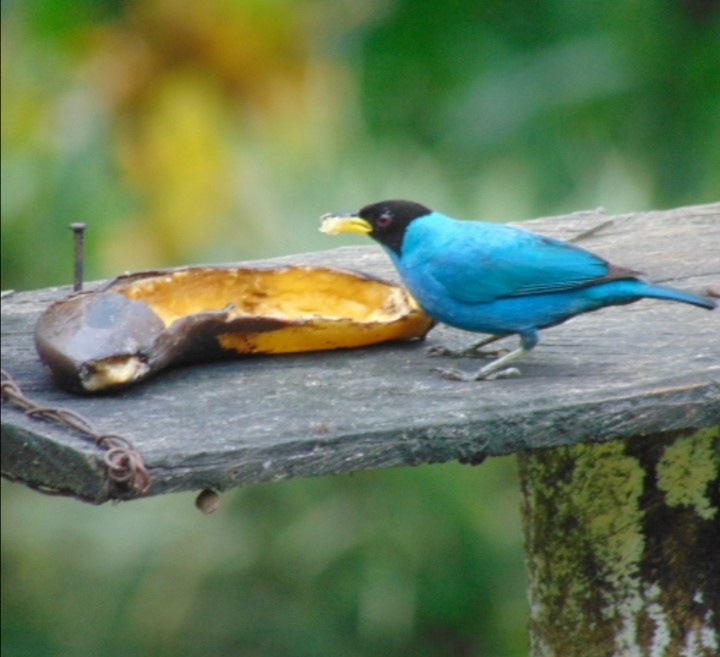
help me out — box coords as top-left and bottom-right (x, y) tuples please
(423, 221), (634, 304)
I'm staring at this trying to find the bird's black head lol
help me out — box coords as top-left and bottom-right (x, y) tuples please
(357, 200), (432, 255)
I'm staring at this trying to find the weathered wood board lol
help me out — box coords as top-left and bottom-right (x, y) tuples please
(2, 204), (719, 503)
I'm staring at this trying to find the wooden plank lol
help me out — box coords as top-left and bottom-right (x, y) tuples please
(2, 204), (719, 503)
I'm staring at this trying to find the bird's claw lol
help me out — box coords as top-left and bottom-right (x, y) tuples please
(426, 345), (508, 359)
(426, 345), (455, 357)
(433, 366), (473, 381)
(433, 366), (522, 382)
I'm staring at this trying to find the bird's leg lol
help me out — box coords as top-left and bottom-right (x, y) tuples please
(434, 331), (538, 382)
(427, 334), (508, 358)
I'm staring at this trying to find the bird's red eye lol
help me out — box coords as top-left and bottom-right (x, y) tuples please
(377, 213), (393, 228)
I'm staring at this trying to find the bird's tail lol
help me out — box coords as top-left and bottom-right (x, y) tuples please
(637, 282), (716, 310)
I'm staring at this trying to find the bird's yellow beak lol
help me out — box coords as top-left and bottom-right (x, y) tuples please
(319, 213), (372, 236)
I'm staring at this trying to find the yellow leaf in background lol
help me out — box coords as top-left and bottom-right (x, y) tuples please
(117, 74), (234, 262)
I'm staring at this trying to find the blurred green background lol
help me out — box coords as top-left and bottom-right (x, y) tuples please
(2, 1), (719, 656)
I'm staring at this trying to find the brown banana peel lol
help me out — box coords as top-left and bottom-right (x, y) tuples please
(34, 265), (434, 393)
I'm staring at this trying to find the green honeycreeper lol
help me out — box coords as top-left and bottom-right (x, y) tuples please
(320, 200), (716, 381)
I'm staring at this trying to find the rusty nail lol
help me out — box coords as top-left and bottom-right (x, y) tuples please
(69, 223), (87, 291)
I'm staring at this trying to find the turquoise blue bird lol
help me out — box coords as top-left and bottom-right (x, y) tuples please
(320, 200), (716, 380)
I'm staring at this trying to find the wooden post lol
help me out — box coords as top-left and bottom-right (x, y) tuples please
(518, 428), (719, 657)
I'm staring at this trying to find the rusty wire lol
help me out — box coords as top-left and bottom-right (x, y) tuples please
(1, 369), (150, 494)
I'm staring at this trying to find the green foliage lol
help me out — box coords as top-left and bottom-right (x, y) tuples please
(359, 0), (720, 211)
(3, 0), (718, 290)
(2, 459), (526, 657)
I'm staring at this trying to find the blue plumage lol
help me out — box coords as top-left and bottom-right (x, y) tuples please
(320, 200), (715, 379)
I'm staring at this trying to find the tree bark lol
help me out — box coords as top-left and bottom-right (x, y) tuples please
(518, 427), (720, 657)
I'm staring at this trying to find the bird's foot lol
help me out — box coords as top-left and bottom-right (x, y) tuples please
(433, 366), (522, 382)
(427, 345), (508, 359)
(433, 345), (528, 381)
(433, 366), (472, 381)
